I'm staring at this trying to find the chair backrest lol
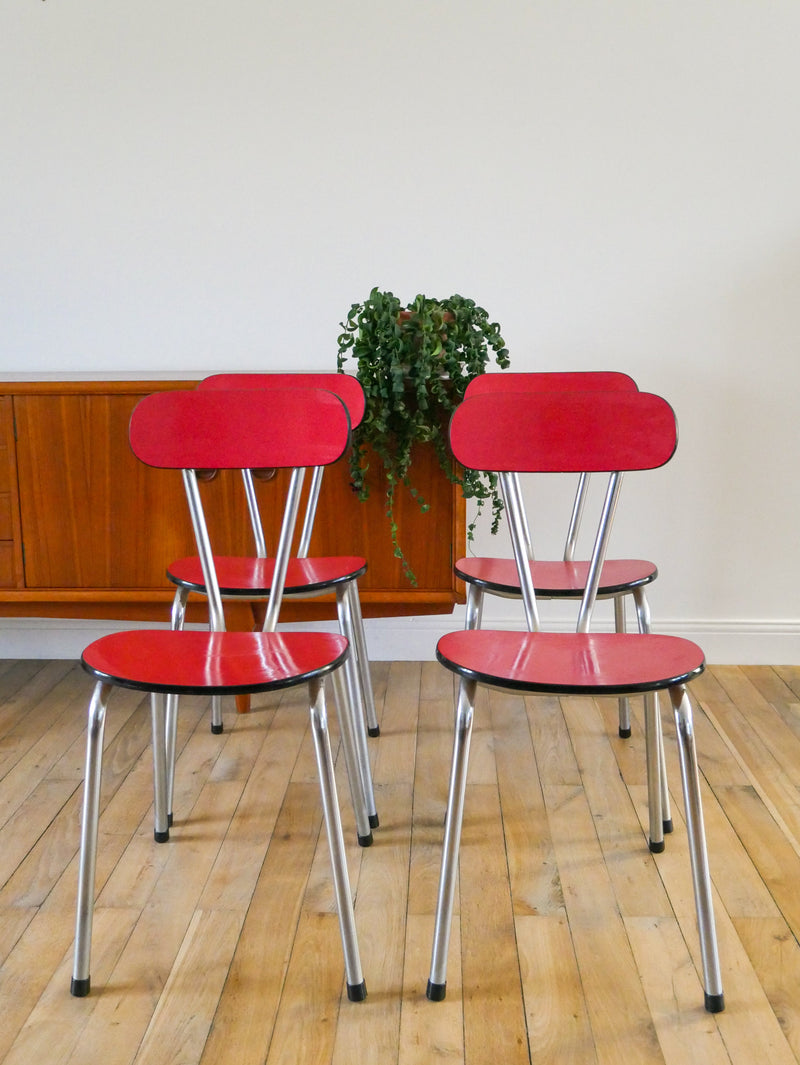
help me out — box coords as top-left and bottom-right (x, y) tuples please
(130, 387), (350, 632)
(198, 372), (366, 428)
(451, 390), (676, 474)
(464, 372), (640, 561)
(130, 387), (350, 470)
(464, 370), (638, 398)
(196, 372), (364, 558)
(449, 390), (677, 633)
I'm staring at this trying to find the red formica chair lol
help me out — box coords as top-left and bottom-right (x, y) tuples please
(164, 372), (378, 842)
(458, 371), (672, 850)
(427, 388), (723, 1013)
(71, 388), (367, 1001)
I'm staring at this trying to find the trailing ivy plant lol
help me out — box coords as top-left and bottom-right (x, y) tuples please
(337, 287), (511, 584)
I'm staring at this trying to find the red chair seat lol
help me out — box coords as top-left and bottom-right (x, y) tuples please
(454, 557), (657, 598)
(436, 629), (704, 696)
(82, 629), (349, 694)
(168, 555), (367, 596)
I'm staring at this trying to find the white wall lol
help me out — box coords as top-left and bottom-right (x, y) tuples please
(1, 1), (799, 662)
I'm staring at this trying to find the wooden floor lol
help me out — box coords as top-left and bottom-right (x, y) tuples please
(1, 658), (800, 1063)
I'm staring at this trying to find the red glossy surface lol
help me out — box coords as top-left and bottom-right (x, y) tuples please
(82, 629), (349, 694)
(129, 389), (350, 471)
(168, 554), (367, 595)
(455, 557), (657, 597)
(449, 391), (677, 473)
(198, 373), (366, 429)
(437, 630), (704, 695)
(465, 371), (638, 397)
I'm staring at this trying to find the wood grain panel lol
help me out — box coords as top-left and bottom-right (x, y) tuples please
(0, 543), (15, 589)
(0, 395), (22, 588)
(3, 380), (465, 619)
(14, 392), (257, 589)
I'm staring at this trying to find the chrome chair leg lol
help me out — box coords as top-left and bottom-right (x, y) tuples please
(634, 586), (672, 836)
(330, 665), (374, 847)
(656, 691), (673, 834)
(164, 694), (178, 830)
(165, 587), (189, 826)
(427, 677), (477, 1001)
(345, 582), (380, 737)
(613, 595), (632, 737)
(336, 586), (379, 832)
(644, 690), (664, 852)
(669, 684), (724, 1012)
(308, 677), (367, 1001)
(464, 583), (484, 631)
(71, 681), (112, 998)
(150, 692), (170, 843)
(209, 695), (224, 735)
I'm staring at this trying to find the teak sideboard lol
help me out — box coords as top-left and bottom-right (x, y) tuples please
(0, 379), (465, 626)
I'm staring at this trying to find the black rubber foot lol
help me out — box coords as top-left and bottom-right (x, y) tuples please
(618, 726), (632, 739)
(154, 828), (170, 843)
(663, 818), (674, 834)
(649, 838), (665, 854)
(368, 726), (380, 738)
(705, 991), (725, 1013)
(347, 980), (368, 1002)
(70, 975), (91, 998)
(358, 831), (373, 848)
(211, 723), (223, 735)
(426, 979), (447, 1001)
(368, 813), (380, 830)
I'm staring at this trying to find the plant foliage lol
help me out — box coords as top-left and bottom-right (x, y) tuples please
(337, 287), (511, 584)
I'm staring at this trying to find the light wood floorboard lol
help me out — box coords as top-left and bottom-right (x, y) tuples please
(1, 660), (799, 1063)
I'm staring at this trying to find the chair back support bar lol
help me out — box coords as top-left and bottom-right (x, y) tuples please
(450, 390), (677, 474)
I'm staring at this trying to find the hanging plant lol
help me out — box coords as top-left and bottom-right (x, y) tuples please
(337, 287), (511, 584)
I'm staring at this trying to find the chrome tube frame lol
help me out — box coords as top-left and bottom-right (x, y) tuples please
(71, 681), (112, 996)
(576, 471), (622, 634)
(634, 586), (672, 838)
(463, 582), (484, 632)
(308, 677), (366, 1000)
(183, 469), (229, 747)
(297, 465), (324, 559)
(330, 661), (374, 846)
(261, 466), (306, 635)
(427, 677), (477, 999)
(345, 581), (380, 737)
(669, 683), (724, 1011)
(563, 471), (590, 563)
(183, 469), (226, 634)
(150, 692), (170, 842)
(507, 471), (535, 563)
(335, 585), (379, 824)
(500, 472), (540, 633)
(612, 596), (632, 738)
(241, 468), (268, 558)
